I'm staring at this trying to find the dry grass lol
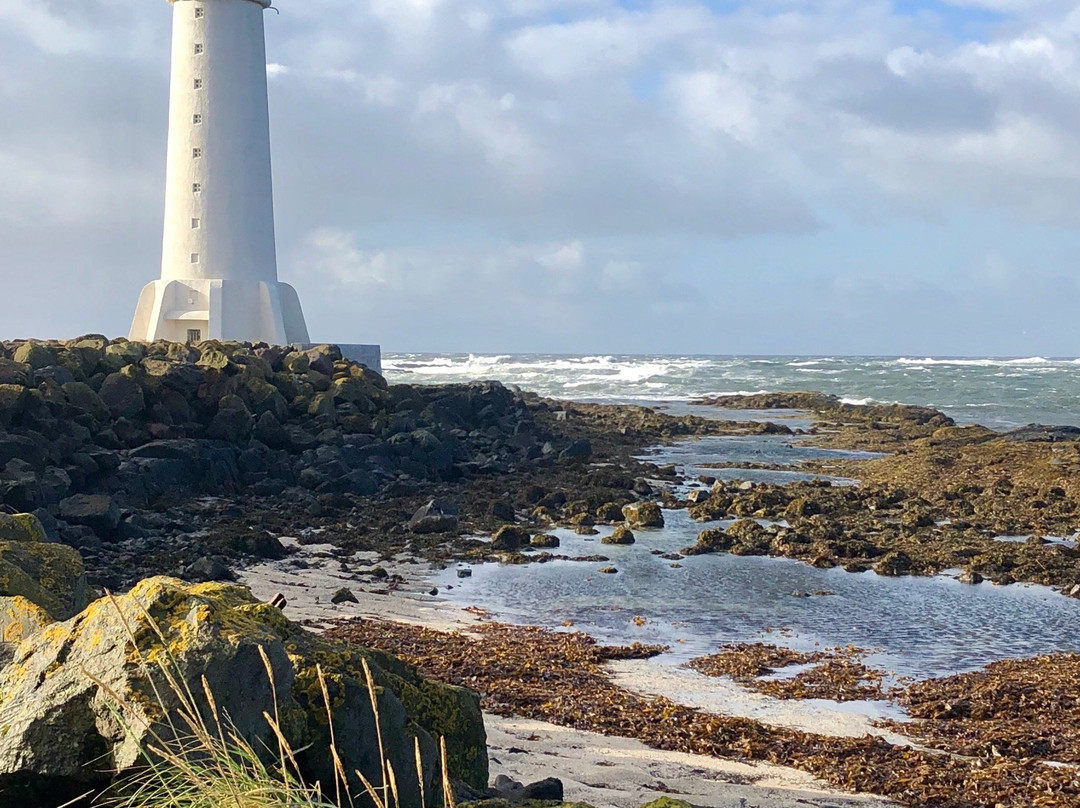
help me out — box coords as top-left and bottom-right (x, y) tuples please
(75, 591), (455, 808)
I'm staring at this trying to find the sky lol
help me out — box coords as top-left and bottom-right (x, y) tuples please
(3, 0), (1080, 356)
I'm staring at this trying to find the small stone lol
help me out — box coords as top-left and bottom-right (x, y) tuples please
(491, 525), (531, 551)
(598, 566), (618, 574)
(428, 588), (439, 596)
(602, 526), (636, 545)
(331, 587), (359, 604)
(186, 556), (234, 583)
(523, 778), (564, 801)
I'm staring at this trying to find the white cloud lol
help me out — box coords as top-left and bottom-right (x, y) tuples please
(5, 0), (1080, 350)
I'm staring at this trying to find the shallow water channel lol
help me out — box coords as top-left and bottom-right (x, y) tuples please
(434, 433), (1080, 682)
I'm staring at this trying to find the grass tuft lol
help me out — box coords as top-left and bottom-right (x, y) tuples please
(78, 592), (456, 808)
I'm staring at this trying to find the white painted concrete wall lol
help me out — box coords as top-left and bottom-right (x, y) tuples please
(162, 0), (276, 284)
(130, 0), (311, 346)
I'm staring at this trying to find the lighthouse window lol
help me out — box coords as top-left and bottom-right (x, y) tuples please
(195, 7), (204, 18)
(192, 148), (202, 158)
(192, 183), (202, 193)
(191, 218), (201, 229)
(194, 43), (204, 55)
(194, 78), (203, 89)
(192, 114), (202, 124)
(190, 253), (200, 264)
(187, 329), (202, 344)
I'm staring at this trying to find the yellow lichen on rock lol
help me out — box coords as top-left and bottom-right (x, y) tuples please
(0, 513), (48, 544)
(0, 541), (89, 620)
(0, 576), (487, 806)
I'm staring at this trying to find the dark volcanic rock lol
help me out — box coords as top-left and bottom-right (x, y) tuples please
(58, 494), (120, 538)
(408, 499), (459, 534)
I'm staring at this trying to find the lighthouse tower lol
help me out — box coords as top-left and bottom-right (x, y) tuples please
(129, 0), (310, 346)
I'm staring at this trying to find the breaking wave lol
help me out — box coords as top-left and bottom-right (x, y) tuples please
(382, 354), (1080, 430)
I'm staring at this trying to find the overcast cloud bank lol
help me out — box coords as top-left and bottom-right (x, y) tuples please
(2, 0), (1080, 354)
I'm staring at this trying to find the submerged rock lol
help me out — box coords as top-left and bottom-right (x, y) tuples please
(0, 577), (487, 804)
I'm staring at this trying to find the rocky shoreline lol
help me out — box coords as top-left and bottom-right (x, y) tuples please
(1, 337), (1078, 807)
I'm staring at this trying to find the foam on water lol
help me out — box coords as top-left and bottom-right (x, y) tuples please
(385, 354), (1080, 429)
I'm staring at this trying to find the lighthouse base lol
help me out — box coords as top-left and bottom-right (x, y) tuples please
(129, 278), (310, 346)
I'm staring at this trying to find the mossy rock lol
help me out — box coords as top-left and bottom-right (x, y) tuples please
(0, 513), (49, 544)
(491, 525), (531, 551)
(0, 541), (88, 619)
(12, 341), (57, 370)
(622, 501), (664, 529)
(0, 577), (486, 805)
(0, 384), (28, 427)
(602, 526), (636, 545)
(638, 799), (694, 808)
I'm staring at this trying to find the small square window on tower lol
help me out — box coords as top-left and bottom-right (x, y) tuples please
(194, 78), (203, 90)
(194, 43), (204, 55)
(187, 329), (202, 344)
(192, 113), (203, 124)
(190, 253), (200, 264)
(195, 7), (204, 18)
(192, 183), (202, 193)
(192, 148), (203, 158)
(191, 218), (201, 229)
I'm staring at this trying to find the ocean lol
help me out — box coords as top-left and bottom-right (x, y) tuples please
(384, 354), (1080, 431)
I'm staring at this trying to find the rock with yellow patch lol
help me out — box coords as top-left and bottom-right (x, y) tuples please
(0, 513), (48, 544)
(0, 541), (88, 619)
(0, 595), (53, 669)
(0, 577), (485, 806)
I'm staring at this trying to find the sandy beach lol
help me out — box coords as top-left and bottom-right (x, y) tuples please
(239, 538), (898, 808)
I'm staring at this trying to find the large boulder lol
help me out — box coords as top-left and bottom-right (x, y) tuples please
(98, 371), (145, 419)
(12, 342), (57, 371)
(58, 494), (121, 537)
(0, 541), (89, 619)
(0, 578), (486, 805)
(0, 513), (49, 544)
(0, 596), (52, 660)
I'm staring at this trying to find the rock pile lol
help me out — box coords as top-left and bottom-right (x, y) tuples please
(0, 337), (573, 587)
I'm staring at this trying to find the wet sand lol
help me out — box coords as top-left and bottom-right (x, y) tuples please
(239, 539), (899, 808)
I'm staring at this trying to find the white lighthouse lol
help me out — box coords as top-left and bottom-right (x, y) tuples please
(129, 0), (310, 346)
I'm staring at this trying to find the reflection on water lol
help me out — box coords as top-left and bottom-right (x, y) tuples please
(635, 434), (880, 486)
(436, 511), (1080, 680)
